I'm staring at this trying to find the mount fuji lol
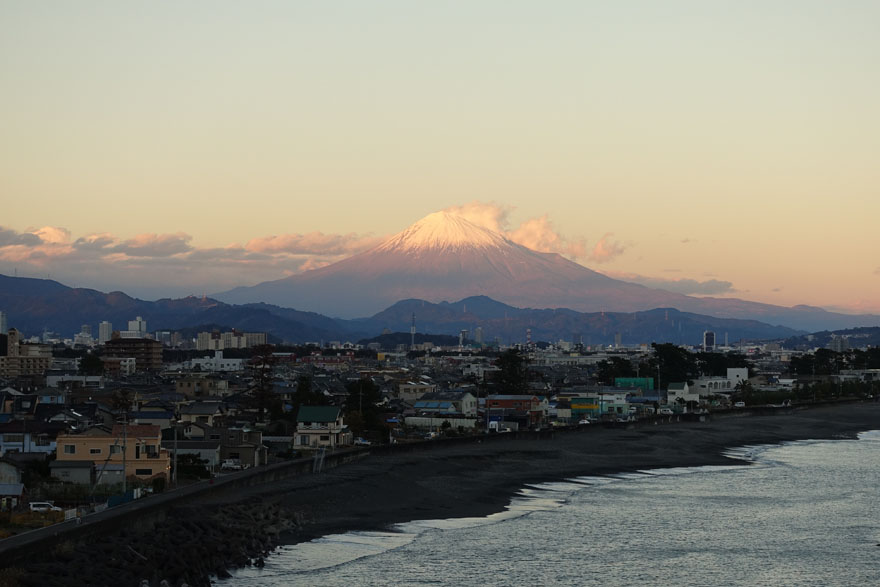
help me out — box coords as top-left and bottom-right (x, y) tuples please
(215, 211), (880, 331)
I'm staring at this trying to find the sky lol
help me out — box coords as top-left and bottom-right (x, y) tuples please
(1, 1), (879, 312)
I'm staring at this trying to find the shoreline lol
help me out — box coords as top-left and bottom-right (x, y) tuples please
(243, 402), (880, 547)
(6, 402), (880, 586)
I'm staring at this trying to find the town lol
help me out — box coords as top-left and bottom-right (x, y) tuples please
(0, 308), (878, 537)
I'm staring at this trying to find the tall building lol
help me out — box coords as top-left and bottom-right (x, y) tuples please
(0, 310), (7, 334)
(703, 331), (716, 352)
(474, 327), (483, 345)
(127, 316), (147, 338)
(98, 321), (113, 344)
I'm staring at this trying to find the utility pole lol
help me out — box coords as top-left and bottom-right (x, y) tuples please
(122, 418), (128, 495)
(172, 421), (178, 489)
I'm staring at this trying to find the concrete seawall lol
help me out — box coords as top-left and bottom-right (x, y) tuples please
(0, 447), (368, 568)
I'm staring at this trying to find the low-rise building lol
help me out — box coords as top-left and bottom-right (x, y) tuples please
(55, 424), (170, 482)
(295, 406), (351, 448)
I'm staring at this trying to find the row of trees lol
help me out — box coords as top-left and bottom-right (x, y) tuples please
(594, 344), (751, 388)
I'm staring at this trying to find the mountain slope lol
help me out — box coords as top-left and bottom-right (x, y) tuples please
(215, 212), (880, 331)
(0, 274), (350, 342)
(354, 297), (801, 346)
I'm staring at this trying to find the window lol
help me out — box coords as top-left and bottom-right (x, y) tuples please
(63, 445), (76, 454)
(110, 445), (122, 454)
(228, 451), (240, 459)
(89, 448), (101, 455)
(210, 434), (220, 440)
(3, 434), (23, 443)
(135, 468), (152, 476)
(320, 435), (330, 441)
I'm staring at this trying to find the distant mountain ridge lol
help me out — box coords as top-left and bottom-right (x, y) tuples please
(353, 296), (802, 346)
(214, 211), (880, 332)
(0, 275), (802, 345)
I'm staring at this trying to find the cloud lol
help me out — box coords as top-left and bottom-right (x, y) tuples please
(244, 232), (382, 256)
(0, 224), (385, 298)
(0, 227), (42, 247)
(589, 233), (626, 264)
(112, 233), (193, 257)
(442, 201), (513, 234)
(607, 271), (737, 295)
(442, 201), (624, 263)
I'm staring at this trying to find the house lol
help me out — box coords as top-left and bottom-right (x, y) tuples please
(397, 382), (437, 403)
(179, 401), (226, 427)
(0, 482), (25, 510)
(485, 394), (545, 427)
(295, 406), (351, 448)
(418, 391), (477, 417)
(0, 421), (66, 458)
(55, 424), (170, 482)
(49, 460), (94, 485)
(175, 375), (230, 399)
(667, 382), (700, 407)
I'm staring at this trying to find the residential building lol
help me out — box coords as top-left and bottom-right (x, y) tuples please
(417, 391), (477, 416)
(55, 424), (170, 482)
(667, 382), (699, 406)
(103, 338), (162, 371)
(0, 329), (52, 377)
(196, 330), (267, 351)
(296, 406), (351, 448)
(397, 382), (436, 403)
(175, 375), (230, 398)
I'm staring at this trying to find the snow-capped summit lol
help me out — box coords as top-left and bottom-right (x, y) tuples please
(375, 211), (510, 254)
(216, 208), (688, 317)
(214, 208), (814, 323)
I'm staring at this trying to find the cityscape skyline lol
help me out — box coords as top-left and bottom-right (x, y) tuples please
(2, 2), (879, 312)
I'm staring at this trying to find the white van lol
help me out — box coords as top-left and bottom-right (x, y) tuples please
(29, 501), (62, 512)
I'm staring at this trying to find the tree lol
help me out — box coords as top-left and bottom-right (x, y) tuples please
(79, 353), (104, 376)
(594, 357), (636, 385)
(247, 344), (279, 422)
(344, 378), (383, 436)
(648, 343), (698, 389)
(496, 349), (529, 394)
(290, 375), (325, 421)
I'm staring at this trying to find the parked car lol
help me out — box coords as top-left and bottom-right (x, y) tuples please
(29, 501), (62, 513)
(354, 437), (372, 446)
(577, 419), (591, 425)
(734, 401), (746, 408)
(221, 459), (243, 471)
(658, 407), (674, 416)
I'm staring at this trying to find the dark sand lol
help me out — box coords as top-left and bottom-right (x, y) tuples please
(206, 402), (880, 546)
(7, 402), (880, 586)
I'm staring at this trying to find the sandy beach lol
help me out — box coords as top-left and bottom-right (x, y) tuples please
(214, 402), (880, 546)
(7, 402), (880, 587)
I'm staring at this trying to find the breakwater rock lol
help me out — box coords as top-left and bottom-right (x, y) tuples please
(9, 498), (302, 587)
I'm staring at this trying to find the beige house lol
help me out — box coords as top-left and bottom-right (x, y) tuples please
(55, 424), (170, 482)
(295, 406), (351, 448)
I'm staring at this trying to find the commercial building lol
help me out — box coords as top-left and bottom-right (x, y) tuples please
(98, 321), (113, 344)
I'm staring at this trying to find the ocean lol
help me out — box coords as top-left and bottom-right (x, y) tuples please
(224, 431), (880, 586)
